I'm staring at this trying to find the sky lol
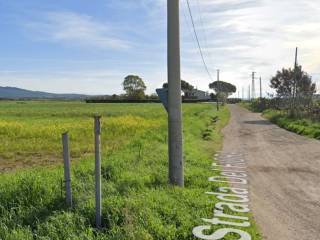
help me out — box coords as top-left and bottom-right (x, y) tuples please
(0, 0), (319, 97)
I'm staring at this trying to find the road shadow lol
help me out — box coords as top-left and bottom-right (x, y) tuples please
(243, 120), (272, 125)
(251, 165), (319, 175)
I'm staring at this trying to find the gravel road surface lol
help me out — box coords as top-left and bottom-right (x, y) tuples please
(222, 105), (320, 240)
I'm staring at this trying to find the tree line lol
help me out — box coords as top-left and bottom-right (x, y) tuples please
(121, 75), (237, 102)
(86, 73), (237, 103)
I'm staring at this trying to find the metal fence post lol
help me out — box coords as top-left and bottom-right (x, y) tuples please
(94, 116), (102, 228)
(62, 132), (72, 208)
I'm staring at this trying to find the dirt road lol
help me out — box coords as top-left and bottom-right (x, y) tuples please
(221, 105), (320, 240)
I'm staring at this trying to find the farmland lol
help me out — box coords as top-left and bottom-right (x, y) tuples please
(0, 101), (170, 171)
(0, 101), (260, 239)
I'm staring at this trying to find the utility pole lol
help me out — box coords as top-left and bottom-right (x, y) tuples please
(252, 72), (256, 100)
(293, 47), (298, 110)
(216, 69), (220, 111)
(167, 0), (184, 187)
(259, 76), (262, 99)
(248, 85), (251, 101)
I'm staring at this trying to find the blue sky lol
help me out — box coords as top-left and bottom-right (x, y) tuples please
(0, 0), (319, 96)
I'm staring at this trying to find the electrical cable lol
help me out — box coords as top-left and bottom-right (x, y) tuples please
(185, 0), (214, 82)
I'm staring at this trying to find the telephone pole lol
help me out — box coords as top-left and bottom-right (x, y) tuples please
(248, 85), (251, 101)
(252, 72), (256, 100)
(292, 47), (298, 110)
(167, 0), (184, 187)
(216, 69), (220, 111)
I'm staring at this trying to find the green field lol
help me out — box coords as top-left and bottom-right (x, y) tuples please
(0, 101), (261, 239)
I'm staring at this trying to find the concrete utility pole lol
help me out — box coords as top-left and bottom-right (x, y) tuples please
(293, 47), (298, 109)
(252, 72), (256, 100)
(216, 69), (220, 111)
(294, 47), (298, 97)
(248, 85), (251, 101)
(94, 116), (102, 228)
(167, 0), (184, 187)
(259, 76), (262, 99)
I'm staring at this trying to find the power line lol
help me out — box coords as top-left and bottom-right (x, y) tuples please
(195, 0), (212, 63)
(185, 0), (214, 81)
(181, 0), (199, 53)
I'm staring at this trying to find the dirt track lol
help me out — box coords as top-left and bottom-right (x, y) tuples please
(222, 105), (320, 240)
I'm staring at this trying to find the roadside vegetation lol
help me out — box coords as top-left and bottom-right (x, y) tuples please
(241, 99), (320, 140)
(0, 101), (261, 239)
(241, 62), (320, 140)
(263, 109), (320, 139)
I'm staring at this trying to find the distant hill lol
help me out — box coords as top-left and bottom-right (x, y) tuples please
(0, 86), (90, 100)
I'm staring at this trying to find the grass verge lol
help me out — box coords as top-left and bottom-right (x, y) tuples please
(239, 102), (320, 140)
(263, 109), (320, 140)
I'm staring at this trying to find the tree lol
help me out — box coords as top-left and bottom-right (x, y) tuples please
(270, 66), (316, 98)
(111, 94), (119, 100)
(270, 66), (316, 114)
(122, 75), (146, 99)
(270, 68), (293, 98)
(209, 81), (236, 108)
(162, 80), (194, 92)
(209, 81), (236, 96)
(210, 93), (217, 101)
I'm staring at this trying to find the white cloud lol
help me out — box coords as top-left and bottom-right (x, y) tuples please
(25, 11), (131, 50)
(3, 0), (320, 96)
(180, 0), (320, 96)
